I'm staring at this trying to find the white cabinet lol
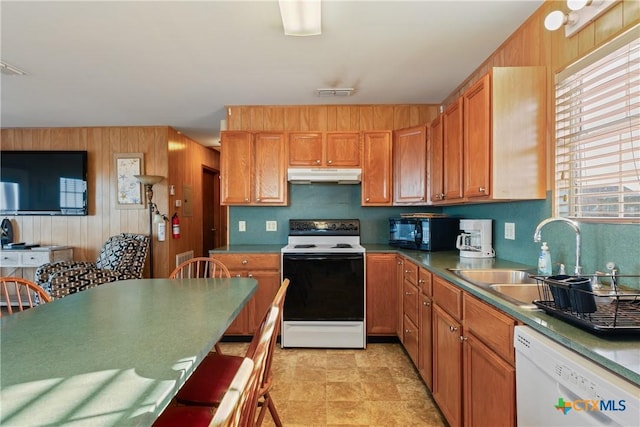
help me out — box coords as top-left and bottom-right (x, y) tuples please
(1, 247), (73, 280)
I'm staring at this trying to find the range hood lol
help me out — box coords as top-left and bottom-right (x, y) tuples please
(287, 168), (361, 184)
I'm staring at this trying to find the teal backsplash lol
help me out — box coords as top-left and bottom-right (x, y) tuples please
(230, 186), (639, 288)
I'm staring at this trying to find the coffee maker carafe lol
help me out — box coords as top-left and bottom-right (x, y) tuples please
(456, 219), (495, 258)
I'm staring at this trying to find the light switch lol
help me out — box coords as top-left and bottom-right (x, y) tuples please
(505, 222), (515, 240)
(266, 221), (277, 232)
(239, 221), (246, 232)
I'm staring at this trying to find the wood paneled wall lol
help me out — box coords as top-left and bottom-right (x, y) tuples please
(225, 105), (440, 131)
(0, 126), (220, 278)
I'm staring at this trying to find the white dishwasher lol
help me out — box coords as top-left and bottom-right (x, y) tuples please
(514, 326), (639, 427)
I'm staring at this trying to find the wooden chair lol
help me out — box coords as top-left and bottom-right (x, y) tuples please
(175, 279), (290, 427)
(153, 307), (279, 427)
(170, 257), (231, 354)
(0, 277), (52, 317)
(170, 257), (231, 279)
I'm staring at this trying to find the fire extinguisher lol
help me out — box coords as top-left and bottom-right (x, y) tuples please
(171, 212), (181, 239)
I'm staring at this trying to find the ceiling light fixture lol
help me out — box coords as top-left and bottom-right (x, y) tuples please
(316, 88), (354, 97)
(544, 0), (615, 37)
(279, 0), (321, 36)
(0, 61), (27, 76)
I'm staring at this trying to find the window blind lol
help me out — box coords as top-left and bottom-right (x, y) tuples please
(555, 27), (640, 221)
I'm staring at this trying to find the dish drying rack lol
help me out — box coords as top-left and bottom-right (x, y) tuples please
(531, 274), (640, 335)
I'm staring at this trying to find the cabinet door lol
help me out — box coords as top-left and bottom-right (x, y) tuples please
(429, 115), (445, 203)
(396, 256), (405, 341)
(433, 304), (463, 427)
(403, 314), (419, 365)
(288, 132), (323, 166)
(393, 125), (427, 205)
(463, 74), (491, 199)
(326, 132), (361, 166)
(248, 270), (282, 334)
(361, 131), (392, 206)
(463, 333), (515, 427)
(254, 132), (287, 205)
(443, 99), (464, 202)
(419, 294), (433, 390)
(221, 131), (252, 205)
(224, 270), (252, 335)
(366, 253), (397, 335)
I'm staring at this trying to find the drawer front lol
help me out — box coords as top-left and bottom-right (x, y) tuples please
(0, 251), (21, 267)
(464, 293), (516, 364)
(403, 259), (419, 286)
(213, 253), (279, 271)
(403, 280), (419, 325)
(419, 267), (433, 296)
(403, 314), (419, 365)
(20, 252), (50, 266)
(433, 276), (462, 321)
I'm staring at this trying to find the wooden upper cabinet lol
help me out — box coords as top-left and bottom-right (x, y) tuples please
(288, 132), (324, 166)
(442, 99), (464, 203)
(253, 132), (287, 205)
(463, 73), (492, 199)
(288, 131), (360, 167)
(393, 125), (428, 205)
(221, 131), (252, 205)
(361, 131), (392, 206)
(221, 131), (287, 206)
(429, 115), (444, 203)
(325, 132), (361, 167)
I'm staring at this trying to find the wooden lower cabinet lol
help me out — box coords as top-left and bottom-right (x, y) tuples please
(211, 253), (280, 335)
(419, 293), (433, 390)
(463, 332), (516, 427)
(433, 303), (463, 427)
(366, 253), (397, 335)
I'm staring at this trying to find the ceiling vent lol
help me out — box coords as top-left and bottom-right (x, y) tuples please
(0, 61), (27, 76)
(316, 88), (354, 97)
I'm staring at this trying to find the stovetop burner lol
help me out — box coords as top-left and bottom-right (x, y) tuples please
(333, 243), (352, 248)
(294, 244), (316, 248)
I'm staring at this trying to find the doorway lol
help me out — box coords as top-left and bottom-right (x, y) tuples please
(202, 167), (226, 254)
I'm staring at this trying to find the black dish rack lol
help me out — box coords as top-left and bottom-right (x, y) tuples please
(531, 274), (640, 335)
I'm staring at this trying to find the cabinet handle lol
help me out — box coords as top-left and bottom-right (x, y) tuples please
(328, 160), (333, 164)
(479, 187), (486, 193)
(398, 261), (403, 265)
(449, 325), (458, 332)
(459, 336), (468, 342)
(248, 274), (254, 278)
(405, 329), (413, 334)
(244, 198), (249, 202)
(315, 159), (321, 164)
(423, 301), (430, 306)
(404, 291), (413, 296)
(440, 193), (446, 200)
(242, 259), (248, 265)
(256, 198), (261, 202)
(365, 198), (370, 202)
(235, 274), (242, 278)
(418, 279), (424, 284)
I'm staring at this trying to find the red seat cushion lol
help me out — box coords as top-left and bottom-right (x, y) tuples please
(177, 353), (245, 406)
(152, 406), (212, 427)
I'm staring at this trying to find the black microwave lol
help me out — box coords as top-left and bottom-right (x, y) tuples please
(389, 217), (459, 251)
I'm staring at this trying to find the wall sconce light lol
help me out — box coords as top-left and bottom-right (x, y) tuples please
(135, 174), (165, 278)
(544, 0), (616, 37)
(279, 0), (321, 36)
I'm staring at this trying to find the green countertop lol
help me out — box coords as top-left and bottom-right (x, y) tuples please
(0, 277), (257, 426)
(212, 244), (639, 386)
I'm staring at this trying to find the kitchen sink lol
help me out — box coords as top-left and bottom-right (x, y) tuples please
(488, 284), (541, 307)
(449, 269), (536, 285)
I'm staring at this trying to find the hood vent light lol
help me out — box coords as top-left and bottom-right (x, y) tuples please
(288, 168), (361, 184)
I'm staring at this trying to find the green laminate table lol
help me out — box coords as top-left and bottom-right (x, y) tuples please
(0, 277), (257, 427)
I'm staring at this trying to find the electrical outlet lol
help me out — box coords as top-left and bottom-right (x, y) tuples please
(505, 222), (515, 240)
(266, 220), (277, 232)
(238, 220), (246, 232)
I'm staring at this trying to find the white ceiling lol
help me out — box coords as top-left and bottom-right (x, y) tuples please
(1, 0), (543, 147)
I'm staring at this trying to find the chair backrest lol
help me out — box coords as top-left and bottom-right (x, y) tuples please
(170, 257), (231, 279)
(0, 277), (51, 317)
(258, 279), (290, 392)
(95, 233), (150, 277)
(208, 357), (254, 427)
(239, 306), (279, 426)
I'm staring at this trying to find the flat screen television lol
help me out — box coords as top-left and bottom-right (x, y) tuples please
(1, 150), (88, 216)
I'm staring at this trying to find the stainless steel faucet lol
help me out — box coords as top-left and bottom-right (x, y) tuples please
(533, 217), (582, 276)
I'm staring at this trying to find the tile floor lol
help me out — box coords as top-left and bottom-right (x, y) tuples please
(219, 342), (447, 427)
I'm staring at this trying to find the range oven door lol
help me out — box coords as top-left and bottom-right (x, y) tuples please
(281, 252), (366, 348)
(282, 253), (364, 321)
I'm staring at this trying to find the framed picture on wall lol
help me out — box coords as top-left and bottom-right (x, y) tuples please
(114, 153), (144, 209)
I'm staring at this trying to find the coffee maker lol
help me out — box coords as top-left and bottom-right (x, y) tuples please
(456, 219), (495, 258)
